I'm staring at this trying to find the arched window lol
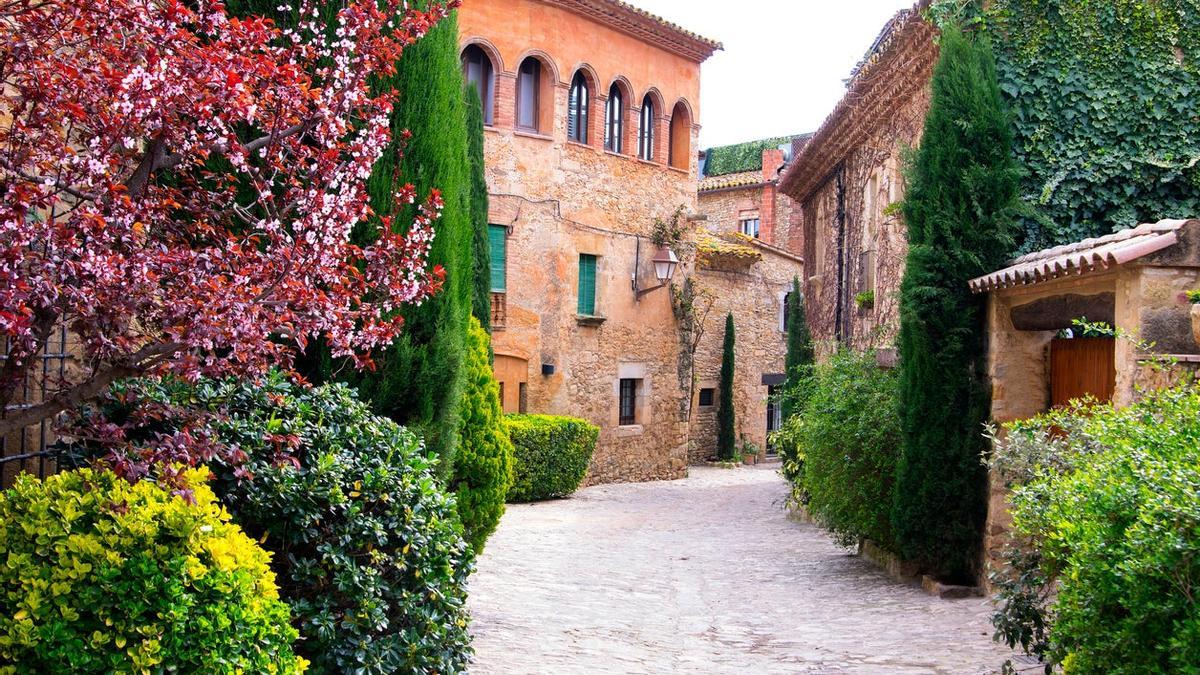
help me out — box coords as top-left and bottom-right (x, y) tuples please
(461, 45), (495, 125)
(638, 95), (655, 161)
(516, 57), (542, 132)
(668, 101), (691, 170)
(567, 72), (589, 144)
(604, 84), (624, 153)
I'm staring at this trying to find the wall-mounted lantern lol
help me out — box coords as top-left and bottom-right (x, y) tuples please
(632, 236), (679, 300)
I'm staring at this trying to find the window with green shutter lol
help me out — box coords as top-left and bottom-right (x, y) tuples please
(488, 225), (506, 292)
(577, 254), (597, 316)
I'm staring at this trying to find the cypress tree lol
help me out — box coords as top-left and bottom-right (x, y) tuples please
(782, 276), (814, 420)
(465, 85), (492, 335)
(891, 27), (1020, 582)
(716, 313), (737, 461)
(295, 6), (473, 477)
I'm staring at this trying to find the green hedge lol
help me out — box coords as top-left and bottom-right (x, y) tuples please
(775, 351), (901, 550)
(73, 374), (474, 673)
(504, 415), (598, 502)
(991, 384), (1200, 672)
(0, 468), (303, 674)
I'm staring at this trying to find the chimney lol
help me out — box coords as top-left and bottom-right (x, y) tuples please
(762, 148), (785, 183)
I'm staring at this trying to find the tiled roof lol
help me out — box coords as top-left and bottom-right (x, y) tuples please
(697, 232), (762, 270)
(779, 1), (937, 201)
(543, 0), (722, 63)
(698, 171), (761, 192)
(969, 219), (1196, 293)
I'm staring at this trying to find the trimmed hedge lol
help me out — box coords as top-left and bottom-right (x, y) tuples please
(0, 468), (304, 674)
(504, 415), (598, 502)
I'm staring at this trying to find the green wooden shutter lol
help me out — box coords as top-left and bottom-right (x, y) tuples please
(578, 254), (597, 315)
(488, 225), (506, 292)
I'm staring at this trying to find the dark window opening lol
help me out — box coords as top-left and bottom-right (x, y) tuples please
(698, 387), (715, 407)
(619, 378), (638, 425)
(518, 382), (528, 414)
(461, 45), (495, 125)
(638, 95), (655, 161)
(568, 71), (589, 144)
(605, 84), (623, 153)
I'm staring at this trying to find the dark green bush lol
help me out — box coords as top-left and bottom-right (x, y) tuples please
(990, 385), (1200, 673)
(783, 351), (901, 550)
(0, 468), (304, 674)
(504, 415), (598, 502)
(74, 375), (474, 674)
(451, 316), (514, 552)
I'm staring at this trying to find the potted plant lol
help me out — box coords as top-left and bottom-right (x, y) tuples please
(740, 439), (760, 465)
(1186, 290), (1200, 345)
(854, 289), (875, 311)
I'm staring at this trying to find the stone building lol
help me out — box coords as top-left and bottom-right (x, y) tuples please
(456, 0), (721, 484)
(691, 140), (808, 459)
(778, 3), (937, 358)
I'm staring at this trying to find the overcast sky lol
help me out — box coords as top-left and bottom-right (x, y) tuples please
(625, 0), (917, 149)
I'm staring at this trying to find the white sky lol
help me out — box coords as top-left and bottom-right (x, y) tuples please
(625, 0), (917, 149)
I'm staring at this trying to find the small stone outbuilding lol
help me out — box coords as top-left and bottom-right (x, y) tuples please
(972, 218), (1200, 574)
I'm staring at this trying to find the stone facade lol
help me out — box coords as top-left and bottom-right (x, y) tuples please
(457, 0), (720, 485)
(778, 5), (937, 357)
(692, 145), (806, 460)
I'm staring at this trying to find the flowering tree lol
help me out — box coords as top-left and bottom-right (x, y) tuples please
(0, 0), (457, 436)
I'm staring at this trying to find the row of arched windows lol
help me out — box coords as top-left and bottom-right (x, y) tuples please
(461, 43), (692, 170)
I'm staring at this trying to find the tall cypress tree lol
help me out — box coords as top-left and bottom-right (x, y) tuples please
(293, 5), (473, 476)
(465, 85), (492, 335)
(716, 313), (737, 461)
(782, 276), (813, 420)
(891, 27), (1020, 582)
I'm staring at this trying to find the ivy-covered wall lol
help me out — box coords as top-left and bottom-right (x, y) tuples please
(969, 0), (1200, 250)
(703, 135), (800, 177)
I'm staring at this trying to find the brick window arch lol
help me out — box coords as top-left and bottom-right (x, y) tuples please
(460, 44), (495, 125)
(638, 94), (655, 161)
(567, 71), (590, 144)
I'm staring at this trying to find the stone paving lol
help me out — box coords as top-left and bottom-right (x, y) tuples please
(468, 464), (1020, 674)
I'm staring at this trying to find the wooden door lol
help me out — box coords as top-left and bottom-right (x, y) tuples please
(1050, 337), (1116, 408)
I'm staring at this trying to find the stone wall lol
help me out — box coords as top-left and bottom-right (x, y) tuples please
(459, 0), (713, 485)
(798, 82), (929, 356)
(686, 248), (802, 462)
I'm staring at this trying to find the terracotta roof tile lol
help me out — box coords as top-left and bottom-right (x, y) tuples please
(698, 171), (761, 192)
(969, 219), (1196, 293)
(542, 0), (721, 62)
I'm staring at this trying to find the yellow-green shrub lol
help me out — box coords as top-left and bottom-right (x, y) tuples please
(504, 415), (598, 502)
(451, 316), (515, 553)
(0, 468), (304, 674)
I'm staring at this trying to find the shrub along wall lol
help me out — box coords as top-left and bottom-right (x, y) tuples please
(989, 385), (1200, 673)
(69, 375), (475, 674)
(504, 415), (599, 502)
(0, 468), (304, 673)
(772, 351), (901, 551)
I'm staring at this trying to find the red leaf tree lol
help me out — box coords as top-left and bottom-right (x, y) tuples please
(0, 0), (457, 436)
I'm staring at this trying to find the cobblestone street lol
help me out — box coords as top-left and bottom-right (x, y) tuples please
(468, 465), (1018, 674)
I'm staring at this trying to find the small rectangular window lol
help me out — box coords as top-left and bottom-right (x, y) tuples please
(518, 382), (528, 414)
(578, 254), (598, 316)
(498, 382), (505, 409)
(619, 378), (639, 425)
(698, 387), (715, 407)
(488, 225), (507, 292)
(740, 218), (761, 238)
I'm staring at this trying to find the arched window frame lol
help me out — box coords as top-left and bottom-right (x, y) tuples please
(516, 57), (543, 132)
(668, 100), (692, 170)
(460, 44), (496, 125)
(638, 95), (655, 161)
(567, 71), (590, 144)
(604, 83), (625, 153)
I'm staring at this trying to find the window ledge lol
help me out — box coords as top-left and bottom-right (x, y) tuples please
(566, 140), (597, 152)
(603, 149), (627, 159)
(667, 165), (689, 175)
(576, 315), (606, 326)
(636, 158), (661, 167)
(514, 129), (554, 142)
(614, 424), (644, 437)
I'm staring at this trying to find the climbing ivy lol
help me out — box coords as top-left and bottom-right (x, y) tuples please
(703, 135), (799, 177)
(936, 0), (1200, 251)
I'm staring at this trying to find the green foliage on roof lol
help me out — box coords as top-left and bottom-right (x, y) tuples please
(703, 135), (800, 177)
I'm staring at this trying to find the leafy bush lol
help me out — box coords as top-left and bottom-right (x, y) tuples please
(784, 351), (901, 550)
(990, 385), (1200, 672)
(71, 375), (474, 674)
(504, 415), (598, 502)
(451, 316), (514, 552)
(0, 468), (304, 674)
